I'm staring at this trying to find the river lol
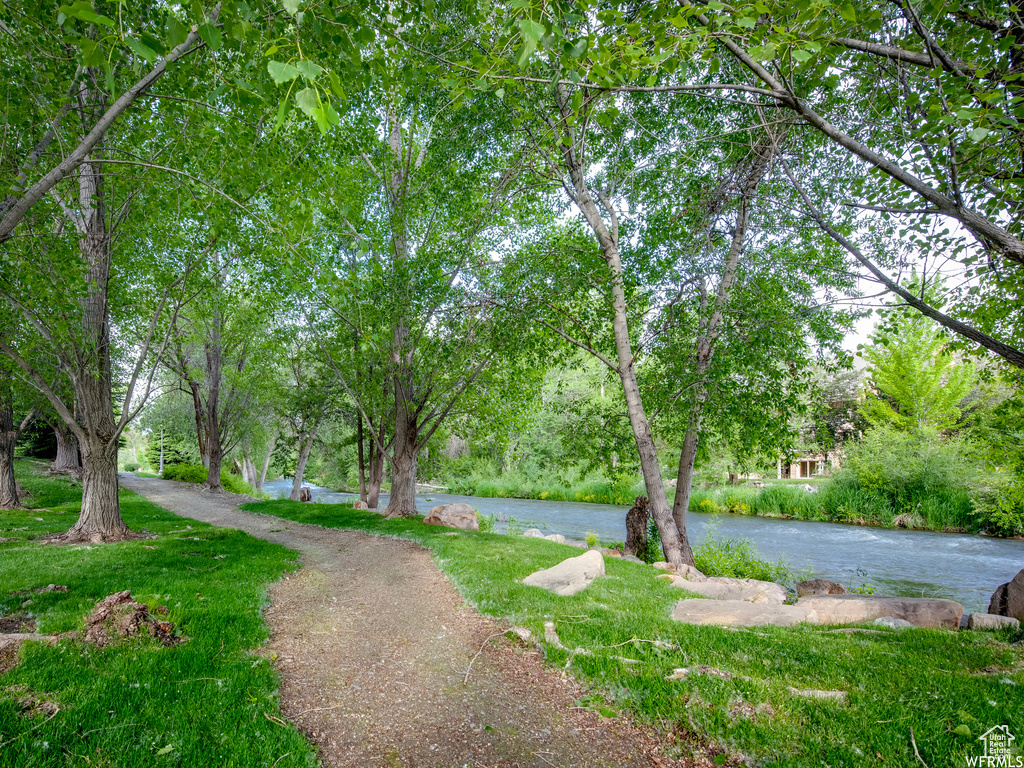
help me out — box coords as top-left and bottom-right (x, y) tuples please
(263, 480), (1023, 613)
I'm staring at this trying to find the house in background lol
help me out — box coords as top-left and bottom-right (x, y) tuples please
(777, 453), (842, 479)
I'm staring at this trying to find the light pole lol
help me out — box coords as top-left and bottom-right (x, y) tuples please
(159, 427), (164, 476)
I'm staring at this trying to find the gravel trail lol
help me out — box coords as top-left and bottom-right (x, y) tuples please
(119, 475), (691, 768)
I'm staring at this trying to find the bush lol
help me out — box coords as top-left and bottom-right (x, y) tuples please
(162, 463), (208, 483)
(123, 462), (140, 472)
(971, 475), (1024, 537)
(162, 463), (268, 498)
(694, 521), (800, 583)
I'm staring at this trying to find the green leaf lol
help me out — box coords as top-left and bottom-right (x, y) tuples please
(274, 98), (291, 133)
(791, 48), (813, 63)
(314, 107), (330, 135)
(735, 16), (756, 28)
(198, 22), (222, 51)
(519, 19), (545, 44)
(125, 36), (158, 64)
(325, 102), (340, 126)
(839, 2), (857, 22)
(282, 0), (301, 15)
(328, 70), (345, 97)
(166, 17), (188, 49)
(953, 724), (972, 737)
(296, 60), (323, 81)
(59, 2), (115, 28)
(79, 38), (105, 67)
(516, 38), (537, 68)
(268, 61), (301, 84)
(295, 87), (319, 119)
(156, 745), (175, 756)
(968, 127), (991, 141)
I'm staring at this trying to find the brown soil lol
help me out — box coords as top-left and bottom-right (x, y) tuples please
(120, 475), (699, 768)
(81, 590), (180, 647)
(0, 616), (35, 633)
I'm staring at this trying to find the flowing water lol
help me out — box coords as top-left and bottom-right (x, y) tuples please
(263, 480), (1023, 613)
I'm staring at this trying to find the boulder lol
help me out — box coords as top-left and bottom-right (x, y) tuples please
(543, 534), (567, 544)
(796, 594), (963, 629)
(423, 503), (479, 531)
(873, 617), (914, 630)
(522, 528), (544, 538)
(352, 500), (368, 510)
(988, 569), (1024, 621)
(620, 554), (644, 564)
(671, 598), (816, 627)
(968, 613), (1021, 631)
(795, 578), (847, 597)
(673, 576), (788, 605)
(523, 550), (605, 596)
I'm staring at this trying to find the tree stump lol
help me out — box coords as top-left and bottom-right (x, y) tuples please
(625, 496), (649, 559)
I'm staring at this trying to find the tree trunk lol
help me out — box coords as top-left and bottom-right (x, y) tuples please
(384, 392), (418, 517)
(0, 406), (18, 510)
(672, 424), (701, 535)
(204, 317), (223, 490)
(357, 416), (367, 502)
(55, 151), (133, 542)
(53, 423), (82, 475)
(64, 437), (129, 542)
(289, 431), (316, 501)
(258, 433), (276, 491)
(367, 447), (384, 509)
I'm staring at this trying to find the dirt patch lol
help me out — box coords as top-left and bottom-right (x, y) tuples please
(81, 591), (181, 647)
(0, 638), (23, 674)
(120, 474), (703, 767)
(0, 615), (36, 634)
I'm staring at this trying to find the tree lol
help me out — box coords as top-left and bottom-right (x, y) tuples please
(860, 313), (978, 433)
(0, 359), (36, 509)
(440, 0), (1024, 369)
(0, 1), (284, 540)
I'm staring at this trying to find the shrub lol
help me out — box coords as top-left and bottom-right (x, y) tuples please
(162, 463), (208, 483)
(694, 521), (800, 583)
(971, 475), (1024, 537)
(123, 462), (140, 472)
(162, 463), (268, 498)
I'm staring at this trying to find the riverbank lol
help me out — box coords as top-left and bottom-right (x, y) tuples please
(263, 480), (1024, 612)
(245, 497), (1024, 767)
(431, 471), (1022, 538)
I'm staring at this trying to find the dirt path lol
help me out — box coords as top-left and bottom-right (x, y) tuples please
(119, 476), (688, 768)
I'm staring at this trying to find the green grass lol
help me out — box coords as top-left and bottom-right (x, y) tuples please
(0, 462), (316, 768)
(242, 498), (1024, 767)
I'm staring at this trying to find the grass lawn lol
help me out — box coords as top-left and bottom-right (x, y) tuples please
(0, 462), (317, 768)
(244, 498), (1024, 767)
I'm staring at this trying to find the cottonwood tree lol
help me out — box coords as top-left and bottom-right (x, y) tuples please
(0, 359), (37, 509)
(490, 1), (1024, 369)
(0, 1), (291, 540)
(279, 80), (543, 517)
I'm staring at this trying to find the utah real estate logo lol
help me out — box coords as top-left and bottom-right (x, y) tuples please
(966, 725), (1023, 767)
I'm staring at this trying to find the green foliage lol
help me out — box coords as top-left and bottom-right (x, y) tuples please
(123, 462), (140, 472)
(584, 531), (599, 548)
(161, 464), (267, 498)
(842, 426), (975, 530)
(971, 474), (1024, 537)
(241, 497), (1024, 768)
(161, 463), (208, 483)
(0, 464), (315, 768)
(693, 521), (801, 583)
(860, 313), (978, 432)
